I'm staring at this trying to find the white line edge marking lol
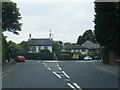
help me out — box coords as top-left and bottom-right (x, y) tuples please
(62, 71), (70, 78)
(58, 67), (62, 70)
(73, 83), (82, 90)
(67, 83), (77, 90)
(45, 65), (47, 67)
(53, 71), (61, 78)
(47, 67), (51, 70)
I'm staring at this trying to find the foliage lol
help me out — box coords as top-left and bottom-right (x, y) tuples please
(94, 2), (120, 54)
(2, 2), (22, 35)
(52, 41), (62, 56)
(15, 41), (28, 55)
(40, 49), (50, 53)
(99, 46), (109, 64)
(77, 29), (97, 45)
(22, 52), (54, 60)
(58, 54), (72, 60)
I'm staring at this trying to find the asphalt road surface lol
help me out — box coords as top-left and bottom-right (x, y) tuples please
(2, 60), (119, 89)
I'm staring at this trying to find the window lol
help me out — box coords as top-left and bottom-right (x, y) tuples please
(81, 49), (85, 52)
(44, 46), (48, 49)
(39, 46), (41, 52)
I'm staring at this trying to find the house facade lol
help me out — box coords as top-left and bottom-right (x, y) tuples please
(62, 44), (88, 59)
(28, 38), (53, 53)
(81, 40), (100, 55)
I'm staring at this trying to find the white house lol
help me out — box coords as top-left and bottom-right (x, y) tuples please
(28, 38), (53, 53)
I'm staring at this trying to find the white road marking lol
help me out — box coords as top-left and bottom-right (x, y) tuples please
(47, 67), (51, 71)
(53, 71), (61, 78)
(37, 61), (41, 62)
(45, 65), (47, 67)
(57, 63), (59, 67)
(62, 71), (70, 78)
(73, 83), (82, 90)
(67, 83), (77, 90)
(58, 67), (62, 70)
(43, 61), (60, 63)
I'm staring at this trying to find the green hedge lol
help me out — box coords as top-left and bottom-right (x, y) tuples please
(58, 54), (72, 60)
(20, 52), (54, 60)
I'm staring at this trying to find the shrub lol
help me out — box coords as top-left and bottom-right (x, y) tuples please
(21, 52), (54, 60)
(40, 49), (50, 53)
(58, 54), (72, 60)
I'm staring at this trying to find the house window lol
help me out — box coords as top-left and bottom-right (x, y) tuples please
(39, 46), (41, 52)
(81, 49), (85, 52)
(32, 46), (36, 52)
(44, 46), (48, 49)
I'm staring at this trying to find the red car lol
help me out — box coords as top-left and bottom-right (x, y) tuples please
(15, 56), (26, 62)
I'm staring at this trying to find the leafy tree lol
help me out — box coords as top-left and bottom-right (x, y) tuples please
(2, 2), (22, 35)
(77, 29), (97, 45)
(94, 2), (120, 64)
(15, 41), (28, 55)
(94, 2), (120, 53)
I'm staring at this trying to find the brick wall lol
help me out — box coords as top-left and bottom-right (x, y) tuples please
(109, 52), (118, 65)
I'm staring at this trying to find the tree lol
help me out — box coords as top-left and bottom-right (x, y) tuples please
(77, 29), (97, 45)
(94, 2), (120, 64)
(2, 2), (22, 35)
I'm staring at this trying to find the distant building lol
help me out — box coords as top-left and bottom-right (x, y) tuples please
(62, 44), (88, 59)
(28, 31), (53, 53)
(81, 40), (100, 54)
(28, 38), (53, 53)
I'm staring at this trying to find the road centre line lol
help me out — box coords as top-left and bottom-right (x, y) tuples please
(53, 71), (61, 78)
(62, 71), (70, 78)
(58, 67), (62, 70)
(47, 67), (51, 71)
(73, 83), (83, 90)
(67, 83), (77, 90)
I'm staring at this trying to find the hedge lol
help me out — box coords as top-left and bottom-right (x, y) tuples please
(20, 52), (54, 60)
(58, 54), (72, 60)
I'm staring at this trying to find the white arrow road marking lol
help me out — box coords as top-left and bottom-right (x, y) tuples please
(62, 71), (70, 78)
(73, 83), (83, 90)
(67, 83), (77, 90)
(53, 71), (61, 78)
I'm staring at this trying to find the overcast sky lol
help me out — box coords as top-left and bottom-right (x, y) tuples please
(4, 1), (95, 44)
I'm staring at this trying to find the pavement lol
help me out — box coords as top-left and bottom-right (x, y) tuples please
(93, 60), (119, 76)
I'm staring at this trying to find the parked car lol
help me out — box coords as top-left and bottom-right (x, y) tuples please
(94, 56), (101, 60)
(84, 56), (92, 60)
(15, 56), (26, 62)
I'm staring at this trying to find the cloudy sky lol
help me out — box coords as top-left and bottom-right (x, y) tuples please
(4, 1), (95, 44)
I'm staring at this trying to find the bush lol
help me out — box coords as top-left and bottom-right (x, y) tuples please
(58, 54), (72, 60)
(79, 54), (88, 60)
(20, 52), (54, 60)
(40, 49), (50, 53)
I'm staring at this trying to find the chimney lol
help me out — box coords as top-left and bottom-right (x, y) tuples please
(29, 34), (31, 40)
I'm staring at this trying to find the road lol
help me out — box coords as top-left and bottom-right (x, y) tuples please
(2, 60), (119, 89)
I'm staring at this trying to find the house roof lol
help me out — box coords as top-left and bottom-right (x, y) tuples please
(62, 44), (87, 50)
(81, 41), (100, 49)
(28, 38), (53, 46)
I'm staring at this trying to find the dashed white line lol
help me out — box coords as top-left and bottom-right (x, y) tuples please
(58, 67), (62, 70)
(67, 83), (77, 90)
(62, 71), (70, 78)
(53, 71), (61, 78)
(73, 83), (82, 90)
(47, 67), (51, 71)
(45, 65), (47, 67)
